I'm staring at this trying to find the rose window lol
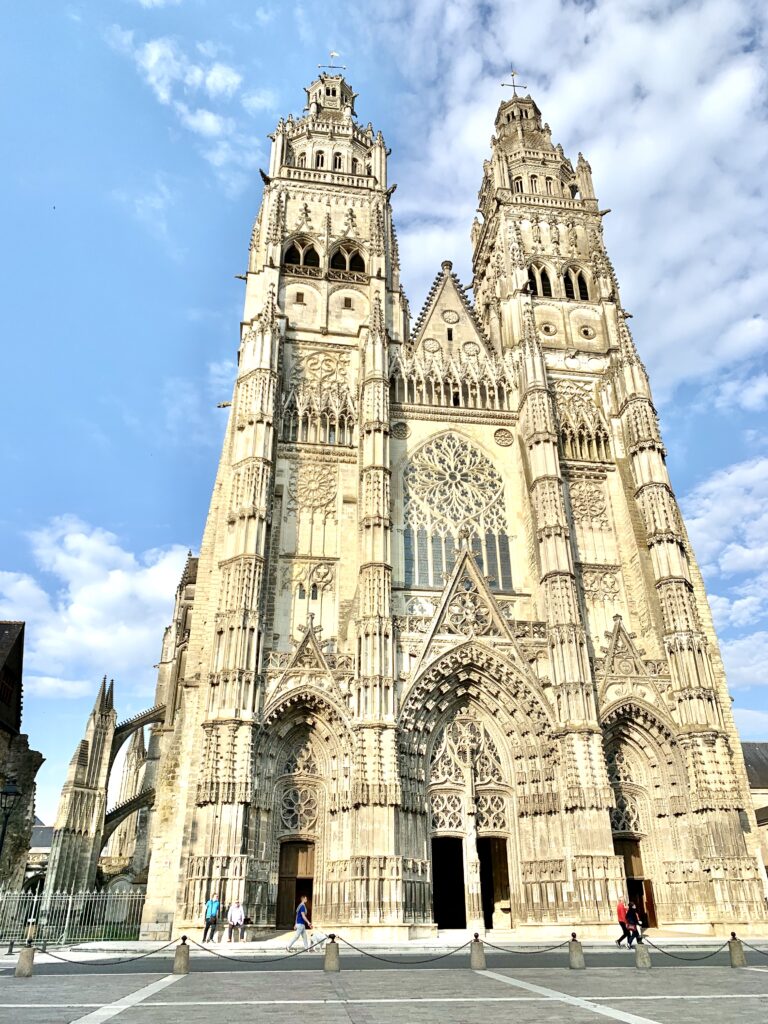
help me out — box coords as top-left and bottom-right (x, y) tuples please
(402, 434), (513, 590)
(280, 787), (318, 831)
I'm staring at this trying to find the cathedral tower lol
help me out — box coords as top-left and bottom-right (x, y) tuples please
(50, 73), (765, 937)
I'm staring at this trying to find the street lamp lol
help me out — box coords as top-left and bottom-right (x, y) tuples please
(0, 779), (22, 868)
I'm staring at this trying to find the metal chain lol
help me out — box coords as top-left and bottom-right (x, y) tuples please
(32, 938), (177, 966)
(643, 937), (729, 962)
(186, 935), (325, 963)
(482, 938), (571, 955)
(336, 935), (471, 964)
(740, 939), (768, 958)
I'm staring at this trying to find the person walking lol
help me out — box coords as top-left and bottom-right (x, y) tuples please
(626, 902), (642, 947)
(202, 892), (220, 943)
(286, 895), (311, 952)
(227, 899), (245, 942)
(615, 897), (631, 947)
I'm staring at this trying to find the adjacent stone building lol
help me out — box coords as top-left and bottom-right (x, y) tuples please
(47, 74), (768, 937)
(0, 622), (44, 888)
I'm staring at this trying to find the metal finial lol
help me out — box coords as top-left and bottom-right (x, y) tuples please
(501, 68), (528, 95)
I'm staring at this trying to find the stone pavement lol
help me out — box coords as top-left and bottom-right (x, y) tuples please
(2, 963), (768, 1024)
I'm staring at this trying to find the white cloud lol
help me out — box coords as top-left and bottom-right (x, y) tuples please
(683, 457), (768, 574)
(733, 706), (768, 739)
(0, 517), (189, 701)
(349, 0), (768, 397)
(205, 63), (242, 98)
(136, 0), (183, 8)
(107, 26), (262, 194)
(175, 103), (233, 137)
(721, 633), (768, 690)
(242, 88), (278, 115)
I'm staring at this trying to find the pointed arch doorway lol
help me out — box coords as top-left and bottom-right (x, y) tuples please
(428, 711), (513, 932)
(276, 840), (315, 929)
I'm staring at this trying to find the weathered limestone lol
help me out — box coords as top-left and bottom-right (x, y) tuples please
(47, 73), (768, 941)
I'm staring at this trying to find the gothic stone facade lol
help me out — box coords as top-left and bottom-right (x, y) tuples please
(47, 75), (768, 937)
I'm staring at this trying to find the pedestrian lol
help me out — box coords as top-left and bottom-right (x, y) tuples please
(286, 895), (311, 952)
(227, 899), (245, 942)
(615, 896), (631, 947)
(202, 892), (220, 942)
(626, 902), (642, 947)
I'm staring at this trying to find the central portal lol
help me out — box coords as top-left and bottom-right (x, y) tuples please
(431, 837), (466, 928)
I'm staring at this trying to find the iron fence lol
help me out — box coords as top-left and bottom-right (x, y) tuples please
(0, 890), (146, 945)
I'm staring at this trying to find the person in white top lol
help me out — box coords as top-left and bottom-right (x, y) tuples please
(227, 899), (246, 941)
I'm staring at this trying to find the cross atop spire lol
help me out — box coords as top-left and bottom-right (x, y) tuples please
(501, 68), (528, 96)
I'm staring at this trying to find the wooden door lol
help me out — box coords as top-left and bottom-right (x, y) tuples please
(277, 841), (315, 929)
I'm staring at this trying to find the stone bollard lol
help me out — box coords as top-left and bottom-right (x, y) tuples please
(569, 932), (585, 970)
(470, 933), (487, 970)
(324, 933), (341, 972)
(173, 935), (190, 975)
(635, 943), (652, 969)
(15, 942), (35, 978)
(728, 932), (747, 968)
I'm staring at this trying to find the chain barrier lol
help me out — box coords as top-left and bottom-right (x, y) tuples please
(642, 937), (730, 962)
(186, 935), (326, 964)
(740, 939), (768, 958)
(336, 935), (472, 965)
(30, 938), (177, 967)
(482, 937), (571, 955)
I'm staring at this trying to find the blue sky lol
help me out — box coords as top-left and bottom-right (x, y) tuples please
(1, 0), (767, 822)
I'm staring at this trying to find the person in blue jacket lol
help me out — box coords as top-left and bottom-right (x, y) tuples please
(286, 896), (312, 951)
(203, 892), (220, 942)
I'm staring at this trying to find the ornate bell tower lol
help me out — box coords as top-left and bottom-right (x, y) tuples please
(470, 88), (766, 926)
(143, 72), (407, 932)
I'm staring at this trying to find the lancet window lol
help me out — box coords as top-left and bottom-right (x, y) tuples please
(283, 238), (321, 276)
(528, 264), (552, 297)
(563, 266), (591, 301)
(329, 244), (366, 279)
(402, 434), (513, 591)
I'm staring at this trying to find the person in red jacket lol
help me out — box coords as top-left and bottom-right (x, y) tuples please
(615, 897), (631, 947)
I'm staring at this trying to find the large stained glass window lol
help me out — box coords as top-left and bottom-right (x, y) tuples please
(402, 433), (513, 591)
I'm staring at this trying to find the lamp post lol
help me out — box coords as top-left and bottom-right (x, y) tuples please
(0, 779), (22, 872)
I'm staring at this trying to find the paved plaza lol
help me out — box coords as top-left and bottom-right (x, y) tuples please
(2, 946), (768, 1024)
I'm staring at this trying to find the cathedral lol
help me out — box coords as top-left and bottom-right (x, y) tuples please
(45, 73), (768, 938)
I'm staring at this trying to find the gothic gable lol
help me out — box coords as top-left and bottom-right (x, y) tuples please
(598, 615), (674, 717)
(411, 260), (492, 358)
(267, 620), (346, 709)
(411, 547), (531, 680)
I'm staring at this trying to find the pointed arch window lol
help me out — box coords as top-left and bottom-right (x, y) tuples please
(297, 152), (306, 169)
(315, 151), (325, 169)
(530, 175), (538, 193)
(402, 434), (513, 591)
(330, 243), (366, 276)
(513, 176), (523, 193)
(333, 152), (343, 170)
(564, 266), (590, 301)
(283, 238), (320, 272)
(528, 264), (552, 298)
(545, 176), (554, 195)
(351, 157), (359, 174)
